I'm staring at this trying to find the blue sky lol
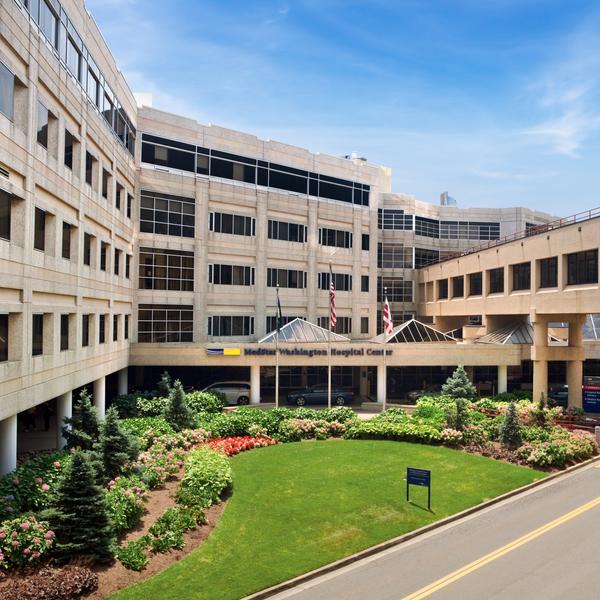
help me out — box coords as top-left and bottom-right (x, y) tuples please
(88, 0), (600, 215)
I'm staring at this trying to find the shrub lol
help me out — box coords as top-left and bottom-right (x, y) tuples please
(492, 390), (532, 402)
(136, 396), (169, 417)
(207, 436), (278, 456)
(157, 370), (172, 397)
(499, 402), (522, 450)
(186, 391), (225, 415)
(177, 447), (232, 510)
(97, 407), (139, 480)
(461, 424), (487, 447)
(326, 420), (347, 437)
(292, 408), (320, 420)
(444, 399), (470, 431)
(112, 392), (153, 419)
(344, 420), (442, 444)
(0, 565), (98, 600)
(260, 408), (294, 434)
(119, 417), (175, 449)
(164, 380), (194, 432)
(62, 389), (100, 451)
(517, 428), (597, 468)
(319, 406), (357, 423)
(115, 538), (149, 571)
(374, 408), (409, 424)
(106, 476), (148, 534)
(440, 428), (463, 447)
(0, 516), (55, 568)
(133, 443), (184, 489)
(146, 506), (198, 553)
(442, 366), (477, 401)
(276, 419), (303, 442)
(204, 410), (261, 438)
(412, 397), (452, 427)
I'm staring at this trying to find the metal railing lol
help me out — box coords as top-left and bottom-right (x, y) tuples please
(418, 206), (600, 268)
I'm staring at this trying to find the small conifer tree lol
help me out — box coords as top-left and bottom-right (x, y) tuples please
(97, 406), (139, 480)
(62, 389), (100, 451)
(500, 401), (522, 450)
(442, 366), (477, 401)
(47, 450), (115, 562)
(163, 379), (194, 432)
(157, 370), (172, 397)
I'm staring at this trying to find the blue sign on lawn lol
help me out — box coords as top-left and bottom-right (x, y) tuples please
(406, 467), (431, 511)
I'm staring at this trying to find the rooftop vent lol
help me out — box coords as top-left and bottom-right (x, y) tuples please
(343, 151), (368, 162)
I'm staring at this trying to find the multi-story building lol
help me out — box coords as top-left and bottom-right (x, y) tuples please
(2, 0), (599, 476)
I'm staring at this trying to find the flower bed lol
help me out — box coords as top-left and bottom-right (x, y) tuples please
(0, 516), (55, 569)
(207, 436), (278, 457)
(106, 476), (149, 534)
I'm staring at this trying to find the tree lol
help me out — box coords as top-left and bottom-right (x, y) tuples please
(500, 401), (522, 450)
(62, 389), (100, 451)
(97, 406), (139, 480)
(533, 393), (548, 427)
(157, 370), (172, 397)
(163, 379), (194, 432)
(445, 398), (469, 431)
(46, 450), (115, 562)
(442, 366), (477, 401)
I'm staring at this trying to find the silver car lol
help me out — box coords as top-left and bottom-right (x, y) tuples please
(201, 381), (251, 405)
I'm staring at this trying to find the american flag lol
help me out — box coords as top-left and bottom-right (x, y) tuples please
(383, 289), (393, 335)
(329, 271), (337, 329)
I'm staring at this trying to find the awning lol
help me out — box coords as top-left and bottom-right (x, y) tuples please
(259, 318), (351, 343)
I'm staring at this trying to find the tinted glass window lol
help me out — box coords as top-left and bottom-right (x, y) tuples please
(0, 313), (7, 362)
(37, 102), (49, 147)
(34, 208), (45, 251)
(62, 222), (71, 259)
(32, 314), (43, 356)
(539, 257), (558, 288)
(0, 191), (10, 241)
(60, 314), (69, 351)
(512, 262), (531, 291)
(0, 62), (14, 120)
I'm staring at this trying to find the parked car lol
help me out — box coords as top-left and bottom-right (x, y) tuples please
(405, 383), (442, 403)
(200, 381), (251, 405)
(286, 385), (354, 406)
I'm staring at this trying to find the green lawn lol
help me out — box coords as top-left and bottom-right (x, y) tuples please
(113, 440), (545, 600)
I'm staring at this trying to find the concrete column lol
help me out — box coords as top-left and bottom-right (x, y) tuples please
(533, 360), (548, 403)
(567, 360), (583, 409)
(0, 415), (17, 476)
(56, 391), (72, 449)
(377, 364), (386, 403)
(93, 376), (106, 419)
(497, 364), (508, 394)
(118, 368), (128, 396)
(250, 364), (261, 404)
(359, 366), (369, 398)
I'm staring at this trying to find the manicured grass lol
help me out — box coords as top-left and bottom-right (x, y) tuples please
(113, 440), (546, 600)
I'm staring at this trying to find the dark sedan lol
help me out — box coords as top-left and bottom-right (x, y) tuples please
(286, 385), (354, 406)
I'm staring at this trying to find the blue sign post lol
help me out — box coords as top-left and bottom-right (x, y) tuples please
(583, 376), (600, 413)
(407, 467), (431, 511)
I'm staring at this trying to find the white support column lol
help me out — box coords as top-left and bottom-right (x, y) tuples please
(377, 364), (386, 404)
(250, 364), (261, 404)
(118, 368), (128, 396)
(497, 365), (508, 395)
(0, 415), (17, 476)
(567, 360), (583, 409)
(93, 376), (106, 419)
(56, 391), (72, 449)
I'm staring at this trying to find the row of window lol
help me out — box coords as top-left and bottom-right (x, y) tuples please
(435, 249), (599, 299)
(138, 247), (194, 291)
(377, 244), (440, 269)
(377, 278), (414, 303)
(141, 134), (370, 206)
(16, 0), (136, 155)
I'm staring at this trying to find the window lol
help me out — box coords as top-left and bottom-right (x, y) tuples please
(378, 243), (413, 269)
(61, 222), (71, 259)
(512, 262), (531, 291)
(318, 228), (352, 249)
(362, 234), (370, 251)
(265, 315), (305, 332)
(32, 314), (43, 356)
(377, 277), (413, 302)
(0, 62), (14, 120)
(440, 221), (500, 241)
(0, 191), (10, 241)
(452, 276), (464, 298)
(438, 279), (448, 300)
(318, 272), (352, 291)
(317, 316), (352, 334)
(115, 183), (123, 210)
(87, 69), (99, 106)
(114, 249), (121, 275)
(37, 102), (49, 148)
(85, 151), (95, 186)
(139, 247), (195, 291)
(100, 242), (107, 271)
(34, 208), (46, 251)
(207, 315), (254, 337)
(99, 314), (106, 344)
(60, 314), (69, 351)
(124, 314), (129, 340)
(126, 194), (132, 219)
(64, 130), (75, 169)
(141, 139), (195, 171)
(468, 315), (482, 326)
(415, 216), (439, 238)
(539, 257), (558, 289)
(267, 219), (307, 242)
(209, 212), (255, 237)
(138, 305), (194, 343)
(66, 36), (81, 80)
(82, 314), (89, 347)
(414, 248), (439, 268)
(141, 191), (195, 238)
(361, 275), (369, 292)
(102, 168), (109, 199)
(39, 0), (58, 47)
(567, 250), (598, 286)
(266, 268), (306, 289)
(0, 313), (7, 362)
(209, 264), (255, 286)
(361, 316), (369, 335)
(468, 272), (482, 296)
(113, 315), (118, 342)
(378, 209), (412, 230)
(488, 268), (504, 294)
(125, 254), (131, 279)
(83, 233), (92, 266)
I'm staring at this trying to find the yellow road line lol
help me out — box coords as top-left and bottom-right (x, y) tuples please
(401, 496), (600, 600)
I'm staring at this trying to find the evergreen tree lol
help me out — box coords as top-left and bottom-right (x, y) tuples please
(442, 366), (477, 401)
(157, 370), (172, 397)
(163, 379), (194, 432)
(445, 398), (469, 431)
(46, 450), (115, 562)
(500, 401), (522, 450)
(533, 392), (548, 427)
(62, 389), (100, 451)
(97, 406), (139, 480)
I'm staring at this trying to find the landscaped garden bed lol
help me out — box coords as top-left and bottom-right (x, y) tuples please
(0, 368), (596, 600)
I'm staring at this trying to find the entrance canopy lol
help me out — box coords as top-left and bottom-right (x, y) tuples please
(371, 319), (456, 344)
(259, 318), (350, 343)
(475, 321), (563, 345)
(584, 315), (600, 341)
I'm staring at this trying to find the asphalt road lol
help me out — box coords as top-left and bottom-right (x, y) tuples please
(270, 462), (600, 600)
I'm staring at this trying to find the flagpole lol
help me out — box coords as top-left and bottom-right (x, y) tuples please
(275, 285), (280, 409)
(328, 263), (332, 410)
(383, 286), (387, 413)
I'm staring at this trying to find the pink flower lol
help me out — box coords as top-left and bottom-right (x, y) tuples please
(11, 531), (18, 538)
(41, 483), (50, 492)
(20, 521), (30, 531)
(33, 538), (40, 545)
(44, 530), (55, 539)
(32, 551), (40, 559)
(53, 461), (61, 468)
(0, 531), (6, 540)
(11, 540), (19, 547)
(23, 547), (31, 555)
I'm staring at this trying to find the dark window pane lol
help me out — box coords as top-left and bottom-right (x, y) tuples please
(60, 314), (69, 351)
(34, 208), (45, 251)
(62, 222), (71, 259)
(0, 62), (14, 120)
(37, 102), (48, 147)
(0, 191), (10, 241)
(32, 314), (43, 356)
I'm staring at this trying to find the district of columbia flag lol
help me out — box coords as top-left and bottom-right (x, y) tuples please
(329, 267), (337, 329)
(276, 285), (283, 331)
(383, 288), (394, 336)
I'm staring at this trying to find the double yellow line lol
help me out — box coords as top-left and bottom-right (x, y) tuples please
(402, 495), (600, 599)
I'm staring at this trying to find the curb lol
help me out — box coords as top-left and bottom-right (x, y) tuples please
(244, 454), (600, 599)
